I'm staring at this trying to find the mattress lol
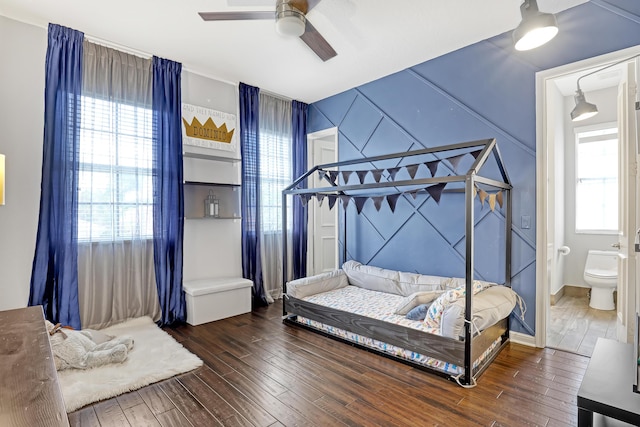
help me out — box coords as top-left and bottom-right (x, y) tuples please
(294, 285), (502, 376)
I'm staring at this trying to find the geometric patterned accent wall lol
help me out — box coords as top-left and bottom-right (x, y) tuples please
(308, 0), (640, 335)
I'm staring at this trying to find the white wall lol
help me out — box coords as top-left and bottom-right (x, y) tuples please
(0, 17), (242, 310)
(0, 17), (47, 311)
(562, 86), (619, 287)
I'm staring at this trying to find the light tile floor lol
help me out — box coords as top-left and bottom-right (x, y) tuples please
(547, 294), (617, 357)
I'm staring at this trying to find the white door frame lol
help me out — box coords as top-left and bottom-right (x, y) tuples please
(535, 45), (640, 348)
(306, 127), (338, 275)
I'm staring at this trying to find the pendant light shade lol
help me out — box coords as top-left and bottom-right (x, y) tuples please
(513, 0), (558, 51)
(570, 88), (599, 122)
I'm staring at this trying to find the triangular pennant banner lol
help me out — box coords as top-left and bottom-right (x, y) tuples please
(446, 154), (465, 172)
(356, 170), (369, 184)
(372, 196), (385, 211)
(406, 164), (420, 179)
(318, 170), (327, 182)
(327, 195), (338, 209)
(408, 189), (421, 199)
(299, 194), (312, 207)
(386, 193), (401, 213)
(426, 182), (447, 204)
(496, 190), (503, 208)
(328, 171), (339, 185)
(488, 194), (497, 211)
(340, 170), (354, 184)
(371, 169), (384, 183)
(316, 193), (326, 207)
(425, 160), (439, 177)
(478, 189), (489, 208)
(354, 197), (368, 214)
(339, 194), (351, 209)
(387, 167), (401, 181)
(473, 186), (478, 199)
(470, 149), (482, 159)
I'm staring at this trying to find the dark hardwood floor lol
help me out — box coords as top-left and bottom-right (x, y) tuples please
(68, 300), (587, 426)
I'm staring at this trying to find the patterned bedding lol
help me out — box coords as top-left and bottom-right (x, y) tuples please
(294, 285), (501, 375)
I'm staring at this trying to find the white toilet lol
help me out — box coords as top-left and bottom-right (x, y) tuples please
(583, 250), (618, 310)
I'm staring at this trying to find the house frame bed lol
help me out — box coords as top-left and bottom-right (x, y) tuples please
(281, 138), (513, 386)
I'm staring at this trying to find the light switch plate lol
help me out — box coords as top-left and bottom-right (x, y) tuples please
(521, 215), (531, 229)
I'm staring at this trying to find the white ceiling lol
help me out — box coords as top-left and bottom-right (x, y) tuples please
(0, 0), (587, 103)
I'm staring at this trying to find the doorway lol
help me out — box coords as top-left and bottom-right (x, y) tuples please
(536, 46), (640, 354)
(306, 127), (338, 275)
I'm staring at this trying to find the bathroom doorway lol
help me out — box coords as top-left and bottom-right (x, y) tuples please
(536, 46), (640, 356)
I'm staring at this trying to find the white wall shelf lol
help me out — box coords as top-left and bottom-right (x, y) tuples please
(183, 146), (240, 163)
(184, 181), (241, 220)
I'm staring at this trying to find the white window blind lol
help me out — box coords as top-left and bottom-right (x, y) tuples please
(77, 96), (154, 241)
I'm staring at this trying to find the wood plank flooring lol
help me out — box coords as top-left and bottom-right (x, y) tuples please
(68, 300), (588, 426)
(547, 294), (617, 356)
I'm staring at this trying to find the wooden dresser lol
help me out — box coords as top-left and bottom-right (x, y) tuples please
(0, 306), (69, 426)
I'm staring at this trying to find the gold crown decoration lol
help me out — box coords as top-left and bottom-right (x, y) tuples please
(182, 117), (235, 144)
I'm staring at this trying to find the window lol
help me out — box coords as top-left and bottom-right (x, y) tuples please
(259, 130), (292, 233)
(77, 96), (154, 242)
(575, 124), (618, 233)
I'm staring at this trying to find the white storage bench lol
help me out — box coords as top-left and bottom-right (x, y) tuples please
(183, 277), (253, 326)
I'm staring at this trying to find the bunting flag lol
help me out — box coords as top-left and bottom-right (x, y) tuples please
(327, 195), (338, 209)
(406, 164), (420, 179)
(470, 149), (482, 159)
(339, 194), (351, 208)
(354, 197), (368, 214)
(372, 196), (385, 211)
(425, 160), (439, 177)
(387, 167), (401, 181)
(371, 169), (384, 183)
(496, 190), (503, 208)
(299, 194), (312, 206)
(386, 193), (401, 212)
(316, 193), (326, 206)
(488, 193), (496, 211)
(478, 188), (489, 207)
(426, 182), (447, 204)
(318, 170), (328, 182)
(328, 170), (339, 185)
(446, 154), (465, 172)
(408, 189), (421, 199)
(356, 170), (369, 184)
(340, 170), (354, 184)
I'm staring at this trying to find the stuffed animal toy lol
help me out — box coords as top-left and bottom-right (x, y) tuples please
(45, 320), (134, 371)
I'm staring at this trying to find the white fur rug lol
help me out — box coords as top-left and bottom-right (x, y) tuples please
(58, 316), (202, 413)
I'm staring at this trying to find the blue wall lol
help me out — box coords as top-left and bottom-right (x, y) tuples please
(307, 1), (640, 335)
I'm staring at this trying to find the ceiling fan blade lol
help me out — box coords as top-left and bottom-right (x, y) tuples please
(300, 20), (336, 61)
(199, 11), (274, 21)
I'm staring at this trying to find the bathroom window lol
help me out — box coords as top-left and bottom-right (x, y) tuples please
(575, 124), (618, 233)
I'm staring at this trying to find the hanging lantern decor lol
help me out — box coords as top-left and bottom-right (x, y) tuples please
(204, 189), (220, 218)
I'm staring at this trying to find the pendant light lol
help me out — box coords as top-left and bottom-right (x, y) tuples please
(570, 53), (640, 122)
(513, 0), (559, 51)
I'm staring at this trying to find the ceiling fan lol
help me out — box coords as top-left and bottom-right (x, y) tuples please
(198, 0), (337, 61)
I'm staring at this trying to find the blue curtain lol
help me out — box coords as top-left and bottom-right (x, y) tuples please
(291, 100), (308, 280)
(29, 24), (83, 329)
(239, 83), (267, 307)
(152, 56), (185, 325)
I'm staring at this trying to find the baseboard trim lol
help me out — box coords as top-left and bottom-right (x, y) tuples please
(510, 331), (537, 347)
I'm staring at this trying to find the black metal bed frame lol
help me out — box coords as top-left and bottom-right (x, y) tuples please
(281, 138), (513, 385)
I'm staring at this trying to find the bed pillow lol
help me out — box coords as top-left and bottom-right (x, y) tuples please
(406, 304), (430, 321)
(440, 285), (518, 338)
(342, 260), (403, 295)
(394, 290), (443, 315)
(286, 269), (349, 299)
(397, 271), (447, 296)
(424, 281), (493, 330)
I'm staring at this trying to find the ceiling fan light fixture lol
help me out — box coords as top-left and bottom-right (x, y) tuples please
(570, 88), (599, 122)
(513, 0), (558, 51)
(275, 2), (306, 37)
